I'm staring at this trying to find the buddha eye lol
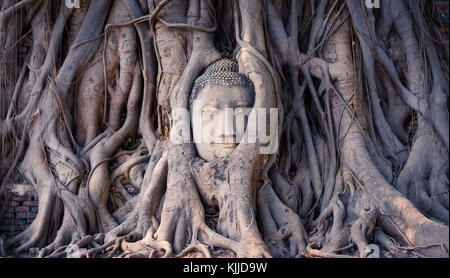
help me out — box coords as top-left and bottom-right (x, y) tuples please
(201, 107), (219, 115)
(234, 108), (245, 115)
(234, 107), (251, 116)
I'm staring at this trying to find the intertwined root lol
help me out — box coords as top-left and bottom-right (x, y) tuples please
(107, 198), (270, 258)
(395, 120), (449, 225)
(258, 184), (307, 258)
(1, 0), (448, 259)
(305, 188), (380, 258)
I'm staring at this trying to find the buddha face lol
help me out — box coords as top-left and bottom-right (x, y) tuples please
(191, 84), (254, 161)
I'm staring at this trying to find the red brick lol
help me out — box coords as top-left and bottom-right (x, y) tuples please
(13, 219), (26, 226)
(16, 212), (36, 219)
(14, 206), (30, 212)
(11, 195), (23, 201)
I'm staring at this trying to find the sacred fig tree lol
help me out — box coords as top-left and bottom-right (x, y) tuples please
(0, 0), (448, 258)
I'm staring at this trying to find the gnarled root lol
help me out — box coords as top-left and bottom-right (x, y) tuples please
(258, 183), (307, 257)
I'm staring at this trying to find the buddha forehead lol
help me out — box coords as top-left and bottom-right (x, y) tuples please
(189, 58), (255, 109)
(192, 84), (254, 108)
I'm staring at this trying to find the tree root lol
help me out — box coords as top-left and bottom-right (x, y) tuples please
(258, 183), (307, 257)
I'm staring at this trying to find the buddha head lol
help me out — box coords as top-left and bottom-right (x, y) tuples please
(190, 59), (255, 161)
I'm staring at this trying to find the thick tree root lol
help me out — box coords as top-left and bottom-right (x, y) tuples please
(0, 0), (448, 259)
(258, 184), (307, 257)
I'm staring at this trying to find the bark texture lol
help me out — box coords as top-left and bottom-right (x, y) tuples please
(0, 0), (448, 258)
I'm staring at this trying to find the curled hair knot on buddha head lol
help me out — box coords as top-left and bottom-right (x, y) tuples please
(189, 59), (255, 109)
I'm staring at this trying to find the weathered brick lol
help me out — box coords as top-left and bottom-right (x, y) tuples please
(13, 219), (26, 226)
(0, 219), (11, 225)
(16, 212), (28, 219)
(9, 201), (20, 207)
(2, 212), (14, 218)
(23, 201), (38, 206)
(22, 197), (32, 203)
(6, 184), (36, 197)
(16, 212), (37, 219)
(15, 226), (26, 232)
(11, 195), (24, 202)
(14, 206), (30, 213)
(4, 232), (18, 237)
(0, 224), (14, 232)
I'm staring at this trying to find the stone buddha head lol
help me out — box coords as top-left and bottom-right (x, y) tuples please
(190, 59), (255, 161)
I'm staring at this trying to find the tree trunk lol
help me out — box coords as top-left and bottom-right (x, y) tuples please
(0, 0), (448, 258)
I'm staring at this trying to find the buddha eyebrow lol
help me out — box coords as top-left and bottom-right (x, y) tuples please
(201, 103), (219, 109)
(236, 101), (251, 107)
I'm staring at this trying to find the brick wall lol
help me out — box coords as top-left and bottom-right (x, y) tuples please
(0, 184), (38, 237)
(437, 1), (449, 39)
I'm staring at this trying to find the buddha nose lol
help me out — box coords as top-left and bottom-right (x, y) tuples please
(217, 109), (236, 143)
